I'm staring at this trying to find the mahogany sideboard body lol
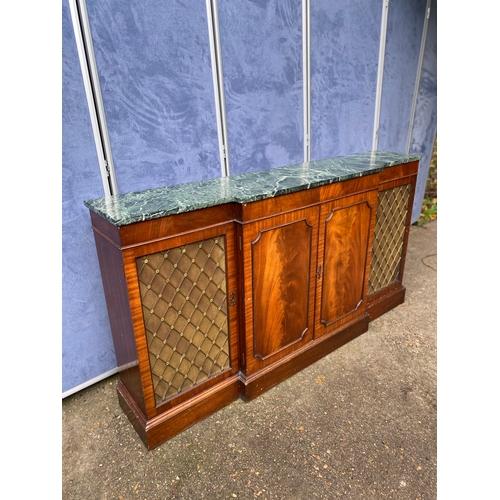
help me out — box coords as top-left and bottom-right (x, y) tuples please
(85, 152), (419, 449)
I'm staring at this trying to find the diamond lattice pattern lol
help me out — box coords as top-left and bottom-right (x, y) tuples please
(136, 237), (230, 405)
(368, 184), (411, 295)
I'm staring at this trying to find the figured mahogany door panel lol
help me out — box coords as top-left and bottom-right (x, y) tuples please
(315, 191), (377, 337)
(242, 207), (319, 375)
(253, 222), (311, 357)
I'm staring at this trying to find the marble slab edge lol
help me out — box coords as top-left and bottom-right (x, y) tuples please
(84, 152), (421, 227)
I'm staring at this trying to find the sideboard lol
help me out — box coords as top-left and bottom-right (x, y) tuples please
(85, 151), (420, 449)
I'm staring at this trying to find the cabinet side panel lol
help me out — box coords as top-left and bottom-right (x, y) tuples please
(92, 231), (145, 414)
(252, 220), (313, 359)
(320, 202), (372, 324)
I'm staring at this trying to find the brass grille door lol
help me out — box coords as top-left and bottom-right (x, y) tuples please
(135, 236), (231, 406)
(368, 183), (412, 295)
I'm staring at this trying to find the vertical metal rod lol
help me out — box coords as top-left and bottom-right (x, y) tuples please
(302, 0), (311, 162)
(372, 0), (390, 152)
(76, 0), (118, 195)
(68, 0), (112, 196)
(406, 0), (432, 154)
(206, 0), (230, 177)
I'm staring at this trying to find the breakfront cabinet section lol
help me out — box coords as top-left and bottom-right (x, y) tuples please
(238, 189), (378, 401)
(89, 209), (241, 449)
(85, 152), (420, 449)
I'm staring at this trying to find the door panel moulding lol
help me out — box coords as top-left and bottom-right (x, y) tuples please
(372, 0), (390, 152)
(68, 0), (118, 196)
(303, 0), (311, 162)
(406, 0), (432, 154)
(206, 0), (231, 177)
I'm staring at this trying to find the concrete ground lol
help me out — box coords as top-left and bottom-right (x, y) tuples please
(62, 220), (437, 500)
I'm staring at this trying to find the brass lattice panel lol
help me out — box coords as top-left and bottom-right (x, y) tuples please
(368, 184), (411, 295)
(136, 237), (230, 405)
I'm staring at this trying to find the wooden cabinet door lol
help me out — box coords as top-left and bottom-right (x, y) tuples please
(122, 223), (240, 418)
(315, 190), (378, 338)
(368, 178), (414, 299)
(241, 207), (319, 375)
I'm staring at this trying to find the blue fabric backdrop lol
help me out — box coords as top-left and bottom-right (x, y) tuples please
(85, 0), (222, 194)
(218, 0), (303, 174)
(310, 0), (381, 160)
(378, 0), (427, 153)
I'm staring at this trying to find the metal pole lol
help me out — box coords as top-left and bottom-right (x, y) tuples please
(303, 0), (311, 162)
(68, 0), (118, 196)
(206, 0), (231, 177)
(372, 0), (390, 152)
(406, 0), (432, 154)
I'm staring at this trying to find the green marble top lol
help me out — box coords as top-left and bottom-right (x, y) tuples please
(84, 151), (420, 227)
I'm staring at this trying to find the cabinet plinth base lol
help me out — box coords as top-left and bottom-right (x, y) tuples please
(239, 314), (370, 403)
(117, 376), (241, 450)
(367, 286), (406, 322)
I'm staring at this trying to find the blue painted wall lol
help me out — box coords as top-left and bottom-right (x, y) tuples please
(409, 0), (437, 222)
(218, 0), (303, 174)
(310, 0), (381, 160)
(62, 0), (116, 393)
(85, 0), (222, 193)
(378, 0), (427, 152)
